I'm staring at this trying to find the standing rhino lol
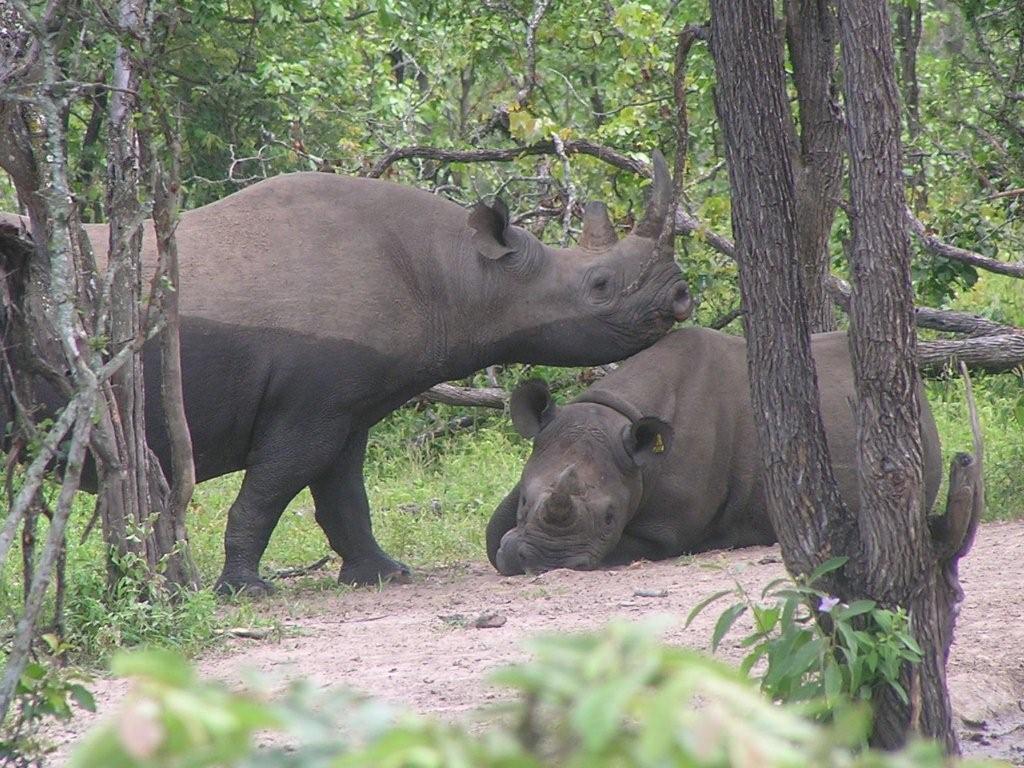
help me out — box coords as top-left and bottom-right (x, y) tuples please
(487, 327), (943, 575)
(1, 153), (690, 594)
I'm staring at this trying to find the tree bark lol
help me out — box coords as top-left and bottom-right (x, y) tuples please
(896, 0), (927, 210)
(140, 116), (200, 590)
(838, 0), (961, 751)
(709, 0), (853, 582)
(785, 0), (843, 332)
(98, 0), (158, 585)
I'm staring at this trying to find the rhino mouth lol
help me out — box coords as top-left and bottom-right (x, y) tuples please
(495, 532), (598, 576)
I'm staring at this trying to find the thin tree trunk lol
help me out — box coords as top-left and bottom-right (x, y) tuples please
(785, 0), (843, 332)
(896, 0), (927, 210)
(838, 0), (959, 751)
(142, 116), (199, 589)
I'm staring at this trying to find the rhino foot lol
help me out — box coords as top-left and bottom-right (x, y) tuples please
(338, 556), (412, 587)
(214, 573), (275, 598)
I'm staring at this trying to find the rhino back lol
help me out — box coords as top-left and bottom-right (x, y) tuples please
(86, 174), (467, 353)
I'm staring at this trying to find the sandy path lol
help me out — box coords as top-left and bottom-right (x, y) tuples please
(46, 521), (1024, 765)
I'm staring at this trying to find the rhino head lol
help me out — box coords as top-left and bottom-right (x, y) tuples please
(463, 150), (691, 367)
(492, 379), (673, 575)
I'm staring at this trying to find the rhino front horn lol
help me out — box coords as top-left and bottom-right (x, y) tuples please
(632, 149), (672, 240)
(579, 202), (618, 250)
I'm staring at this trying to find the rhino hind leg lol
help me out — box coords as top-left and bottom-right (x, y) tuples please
(310, 429), (411, 586)
(215, 462), (310, 596)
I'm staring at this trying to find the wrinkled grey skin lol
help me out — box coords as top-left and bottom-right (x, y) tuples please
(0, 153), (690, 594)
(488, 328), (943, 576)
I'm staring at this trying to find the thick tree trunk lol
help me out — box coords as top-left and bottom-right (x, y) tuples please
(838, 0), (961, 752)
(709, 0), (853, 581)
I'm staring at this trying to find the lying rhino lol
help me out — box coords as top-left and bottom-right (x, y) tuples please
(487, 327), (943, 575)
(1, 153), (690, 594)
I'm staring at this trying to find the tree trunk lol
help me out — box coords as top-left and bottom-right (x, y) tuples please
(709, 0), (854, 582)
(785, 0), (843, 332)
(98, 0), (158, 586)
(839, 0), (961, 751)
(896, 0), (927, 210)
(711, 0), (975, 754)
(142, 121), (200, 590)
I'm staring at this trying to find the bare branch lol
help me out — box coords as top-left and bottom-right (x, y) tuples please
(551, 133), (575, 245)
(365, 139), (648, 180)
(907, 207), (1024, 279)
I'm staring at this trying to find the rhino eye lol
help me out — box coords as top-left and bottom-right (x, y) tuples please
(604, 510), (615, 527)
(587, 269), (616, 302)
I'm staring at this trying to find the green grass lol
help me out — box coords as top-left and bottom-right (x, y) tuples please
(926, 372), (1024, 521)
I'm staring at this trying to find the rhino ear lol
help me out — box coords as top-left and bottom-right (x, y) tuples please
(622, 416), (674, 466)
(468, 198), (515, 260)
(510, 378), (557, 438)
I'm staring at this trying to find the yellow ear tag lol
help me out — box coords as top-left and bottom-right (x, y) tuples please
(653, 433), (665, 454)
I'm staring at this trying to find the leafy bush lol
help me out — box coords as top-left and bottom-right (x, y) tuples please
(0, 634), (94, 766)
(688, 558), (924, 721)
(68, 623), (996, 768)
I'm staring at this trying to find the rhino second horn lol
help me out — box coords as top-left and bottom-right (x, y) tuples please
(579, 202), (618, 250)
(632, 149), (672, 240)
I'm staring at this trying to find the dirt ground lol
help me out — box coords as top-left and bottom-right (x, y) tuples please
(46, 520), (1024, 765)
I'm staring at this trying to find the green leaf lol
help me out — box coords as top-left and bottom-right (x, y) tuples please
(807, 556), (848, 585)
(897, 631), (923, 657)
(684, 589), (734, 628)
(69, 684), (97, 713)
(824, 660), (843, 703)
(836, 600), (876, 621)
(711, 604), (747, 652)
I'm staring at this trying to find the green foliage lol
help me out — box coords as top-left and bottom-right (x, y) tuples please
(68, 624), (992, 768)
(0, 634), (94, 766)
(687, 558), (924, 726)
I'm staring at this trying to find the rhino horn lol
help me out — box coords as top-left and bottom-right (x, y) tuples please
(579, 202), (618, 250)
(632, 149), (673, 240)
(555, 464), (582, 496)
(543, 465), (581, 527)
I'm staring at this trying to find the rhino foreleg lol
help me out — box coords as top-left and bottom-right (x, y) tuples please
(486, 483), (521, 568)
(311, 430), (411, 586)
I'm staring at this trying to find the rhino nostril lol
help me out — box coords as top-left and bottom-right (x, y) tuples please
(672, 283), (693, 322)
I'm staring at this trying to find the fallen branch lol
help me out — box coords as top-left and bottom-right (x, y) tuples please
(417, 382), (507, 409)
(916, 333), (1024, 375)
(827, 275), (1023, 338)
(827, 275), (1024, 373)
